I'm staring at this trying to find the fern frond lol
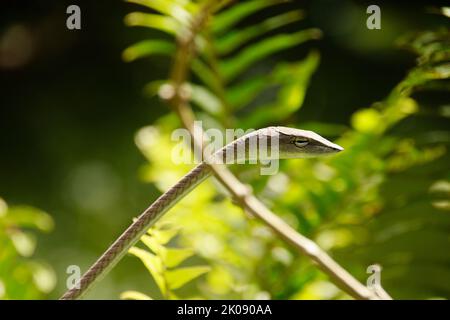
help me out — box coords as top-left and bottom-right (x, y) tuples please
(212, 0), (284, 34)
(122, 40), (175, 62)
(165, 266), (211, 290)
(126, 222), (209, 299)
(127, 0), (195, 24)
(125, 12), (181, 35)
(219, 29), (321, 83)
(120, 290), (153, 300)
(216, 10), (304, 55)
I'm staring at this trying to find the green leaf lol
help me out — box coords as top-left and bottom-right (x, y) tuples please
(212, 0), (282, 34)
(216, 10), (304, 55)
(148, 227), (179, 244)
(123, 40), (175, 62)
(165, 266), (210, 290)
(143, 80), (167, 97)
(10, 231), (36, 257)
(125, 12), (181, 35)
(189, 83), (223, 115)
(0, 197), (7, 217)
(168, 291), (180, 300)
(127, 0), (193, 25)
(29, 262), (56, 294)
(165, 248), (195, 268)
(237, 54), (320, 127)
(226, 76), (269, 110)
(273, 50), (320, 110)
(220, 29), (322, 83)
(5, 206), (54, 232)
(141, 234), (165, 255)
(191, 58), (222, 94)
(120, 290), (153, 300)
(128, 247), (166, 295)
(226, 52), (319, 111)
(397, 29), (450, 65)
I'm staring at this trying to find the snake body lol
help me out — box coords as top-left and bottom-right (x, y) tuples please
(61, 127), (343, 299)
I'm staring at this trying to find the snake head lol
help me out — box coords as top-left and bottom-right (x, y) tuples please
(273, 126), (344, 159)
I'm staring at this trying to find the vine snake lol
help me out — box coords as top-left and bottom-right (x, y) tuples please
(61, 126), (343, 299)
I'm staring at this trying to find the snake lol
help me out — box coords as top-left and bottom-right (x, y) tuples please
(60, 126), (343, 299)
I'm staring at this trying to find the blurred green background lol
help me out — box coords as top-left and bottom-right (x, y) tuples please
(0, 0), (449, 299)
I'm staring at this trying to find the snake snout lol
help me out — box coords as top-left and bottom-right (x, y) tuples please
(332, 144), (344, 152)
(327, 142), (344, 152)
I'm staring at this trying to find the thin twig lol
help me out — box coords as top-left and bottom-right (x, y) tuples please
(164, 0), (387, 300)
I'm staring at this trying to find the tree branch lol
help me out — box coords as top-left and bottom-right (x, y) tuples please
(162, 0), (388, 300)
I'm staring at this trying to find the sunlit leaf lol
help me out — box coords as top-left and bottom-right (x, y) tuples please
(165, 266), (210, 290)
(123, 40), (175, 62)
(5, 206), (54, 232)
(148, 227), (180, 244)
(128, 247), (166, 294)
(125, 12), (181, 35)
(127, 0), (193, 25)
(442, 7), (450, 18)
(397, 29), (450, 65)
(292, 280), (340, 300)
(274, 50), (320, 108)
(220, 29), (322, 82)
(10, 231), (36, 257)
(212, 0), (282, 34)
(143, 80), (168, 98)
(0, 279), (4, 299)
(168, 291), (180, 300)
(352, 109), (381, 133)
(121, 290), (153, 300)
(226, 76), (267, 110)
(216, 10), (304, 55)
(165, 248), (195, 268)
(206, 266), (233, 295)
(141, 234), (165, 255)
(0, 198), (7, 217)
(189, 83), (223, 115)
(191, 58), (222, 94)
(237, 51), (320, 126)
(30, 262), (56, 294)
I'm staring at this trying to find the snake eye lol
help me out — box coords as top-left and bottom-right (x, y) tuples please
(294, 138), (309, 148)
